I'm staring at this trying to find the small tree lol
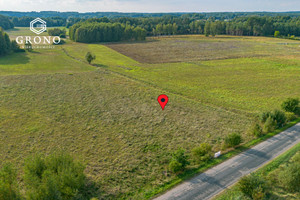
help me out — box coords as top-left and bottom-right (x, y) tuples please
(224, 132), (242, 148)
(281, 98), (299, 114)
(192, 143), (212, 163)
(85, 52), (96, 64)
(168, 149), (189, 173)
(238, 174), (267, 199)
(274, 31), (280, 38)
(25, 42), (33, 52)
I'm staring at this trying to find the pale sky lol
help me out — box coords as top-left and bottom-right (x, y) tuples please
(0, 0), (300, 13)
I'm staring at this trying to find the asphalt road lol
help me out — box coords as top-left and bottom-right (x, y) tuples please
(154, 123), (300, 200)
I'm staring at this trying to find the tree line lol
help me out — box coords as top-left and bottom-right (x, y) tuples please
(69, 21), (147, 43)
(2, 14), (300, 40)
(3, 11), (300, 20)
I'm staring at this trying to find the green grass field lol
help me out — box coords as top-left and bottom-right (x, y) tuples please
(1, 28), (300, 199)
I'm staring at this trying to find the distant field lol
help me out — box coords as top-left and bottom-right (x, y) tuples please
(1, 29), (300, 199)
(106, 35), (300, 63)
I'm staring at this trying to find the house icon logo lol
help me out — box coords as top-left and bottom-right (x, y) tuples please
(30, 18), (47, 35)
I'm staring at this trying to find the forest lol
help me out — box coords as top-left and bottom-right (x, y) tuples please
(69, 21), (147, 43)
(1, 13), (300, 44)
(0, 15), (14, 30)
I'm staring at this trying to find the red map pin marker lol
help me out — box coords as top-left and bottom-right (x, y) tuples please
(157, 94), (168, 110)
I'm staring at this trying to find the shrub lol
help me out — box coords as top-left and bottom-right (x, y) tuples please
(274, 31), (280, 38)
(169, 149), (189, 173)
(238, 174), (267, 199)
(168, 160), (183, 173)
(24, 153), (87, 200)
(24, 42), (33, 52)
(224, 132), (242, 148)
(250, 123), (263, 137)
(0, 164), (21, 200)
(281, 98), (299, 114)
(259, 111), (271, 124)
(259, 110), (287, 130)
(278, 162), (300, 192)
(263, 116), (276, 133)
(285, 112), (296, 122)
(271, 109), (287, 128)
(192, 143), (212, 163)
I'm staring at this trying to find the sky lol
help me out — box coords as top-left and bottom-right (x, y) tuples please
(0, 0), (300, 13)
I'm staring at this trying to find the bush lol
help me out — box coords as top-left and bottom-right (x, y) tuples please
(281, 98), (299, 114)
(263, 117), (277, 133)
(285, 112), (296, 122)
(192, 143), (212, 163)
(278, 162), (300, 192)
(271, 109), (287, 128)
(259, 109), (287, 129)
(238, 174), (267, 199)
(224, 133), (242, 148)
(250, 123), (263, 137)
(169, 149), (189, 173)
(274, 31), (280, 38)
(259, 111), (271, 124)
(24, 42), (33, 52)
(168, 160), (183, 173)
(0, 164), (21, 200)
(24, 153), (87, 200)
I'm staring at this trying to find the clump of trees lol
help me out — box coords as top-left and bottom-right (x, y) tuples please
(48, 28), (66, 38)
(0, 153), (98, 200)
(249, 98), (299, 138)
(0, 28), (23, 56)
(259, 109), (287, 133)
(69, 22), (147, 43)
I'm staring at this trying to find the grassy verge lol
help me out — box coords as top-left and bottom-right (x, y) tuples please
(214, 141), (300, 200)
(148, 117), (300, 199)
